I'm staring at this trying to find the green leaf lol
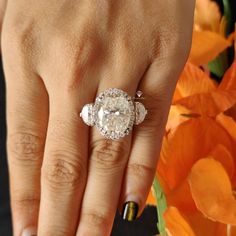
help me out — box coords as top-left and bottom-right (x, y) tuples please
(208, 51), (228, 77)
(222, 0), (232, 36)
(153, 176), (168, 236)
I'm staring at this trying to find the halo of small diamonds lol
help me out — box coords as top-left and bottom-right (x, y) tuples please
(80, 88), (148, 140)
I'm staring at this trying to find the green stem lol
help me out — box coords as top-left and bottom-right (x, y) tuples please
(153, 176), (168, 236)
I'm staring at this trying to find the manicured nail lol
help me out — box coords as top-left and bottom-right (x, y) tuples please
(22, 226), (37, 236)
(122, 201), (139, 221)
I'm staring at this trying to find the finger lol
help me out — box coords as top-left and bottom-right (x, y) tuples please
(76, 65), (147, 235)
(5, 72), (48, 236)
(38, 82), (97, 235)
(119, 57), (187, 220)
(0, 0), (7, 43)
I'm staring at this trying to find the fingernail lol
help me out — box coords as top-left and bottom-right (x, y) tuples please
(122, 201), (139, 221)
(22, 226), (37, 236)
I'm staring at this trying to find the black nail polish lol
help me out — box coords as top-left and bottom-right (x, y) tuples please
(122, 201), (139, 221)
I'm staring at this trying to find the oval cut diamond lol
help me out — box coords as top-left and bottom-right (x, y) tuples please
(94, 88), (135, 139)
(97, 97), (131, 133)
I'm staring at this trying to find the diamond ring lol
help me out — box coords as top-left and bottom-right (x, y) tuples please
(80, 88), (147, 140)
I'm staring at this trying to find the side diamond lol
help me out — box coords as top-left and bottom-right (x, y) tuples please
(136, 90), (143, 98)
(135, 102), (147, 125)
(80, 104), (95, 126)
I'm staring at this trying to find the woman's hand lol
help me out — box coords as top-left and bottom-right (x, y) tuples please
(2, 0), (195, 235)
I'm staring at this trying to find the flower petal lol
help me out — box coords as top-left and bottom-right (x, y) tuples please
(209, 144), (235, 179)
(175, 63), (216, 100)
(216, 113), (236, 142)
(167, 180), (197, 213)
(166, 105), (192, 132)
(194, 0), (221, 32)
(158, 118), (234, 190)
(189, 158), (236, 225)
(186, 212), (227, 236)
(174, 89), (236, 117)
(166, 144), (235, 213)
(220, 61), (236, 90)
(189, 31), (231, 66)
(228, 225), (236, 236)
(146, 187), (156, 205)
(164, 207), (195, 236)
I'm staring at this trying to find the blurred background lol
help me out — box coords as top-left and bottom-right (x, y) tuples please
(0, 0), (235, 235)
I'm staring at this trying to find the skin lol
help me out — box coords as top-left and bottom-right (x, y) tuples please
(1, 0), (195, 235)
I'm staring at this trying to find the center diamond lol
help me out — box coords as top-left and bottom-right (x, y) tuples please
(97, 97), (131, 133)
(94, 88), (135, 139)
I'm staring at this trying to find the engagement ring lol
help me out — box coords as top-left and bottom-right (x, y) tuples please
(80, 88), (147, 140)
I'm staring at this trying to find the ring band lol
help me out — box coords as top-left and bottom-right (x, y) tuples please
(80, 88), (147, 140)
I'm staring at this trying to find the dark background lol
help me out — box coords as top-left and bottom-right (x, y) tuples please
(0, 1), (235, 235)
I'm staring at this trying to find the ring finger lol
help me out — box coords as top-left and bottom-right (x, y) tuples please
(76, 61), (148, 236)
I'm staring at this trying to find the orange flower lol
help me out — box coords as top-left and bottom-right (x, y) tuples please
(189, 158), (236, 225)
(173, 62), (236, 117)
(158, 118), (235, 190)
(149, 111), (236, 235)
(164, 207), (195, 236)
(147, 5), (236, 235)
(147, 29), (236, 236)
(190, 31), (231, 66)
(194, 0), (221, 32)
(189, 0), (232, 66)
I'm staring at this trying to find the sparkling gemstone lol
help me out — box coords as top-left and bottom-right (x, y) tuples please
(80, 104), (95, 126)
(136, 90), (143, 98)
(135, 102), (147, 125)
(96, 97), (132, 134)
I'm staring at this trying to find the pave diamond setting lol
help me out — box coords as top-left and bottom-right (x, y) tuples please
(80, 88), (147, 140)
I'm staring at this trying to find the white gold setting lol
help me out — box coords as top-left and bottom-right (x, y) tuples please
(80, 88), (147, 140)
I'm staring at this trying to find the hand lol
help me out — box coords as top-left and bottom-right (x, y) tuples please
(2, 0), (195, 235)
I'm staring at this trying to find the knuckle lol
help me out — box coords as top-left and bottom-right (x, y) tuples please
(82, 210), (109, 229)
(47, 30), (102, 91)
(41, 227), (71, 236)
(127, 163), (155, 178)
(8, 132), (44, 164)
(42, 151), (86, 190)
(42, 229), (69, 236)
(11, 192), (39, 211)
(51, 31), (96, 67)
(2, 16), (36, 55)
(90, 139), (128, 169)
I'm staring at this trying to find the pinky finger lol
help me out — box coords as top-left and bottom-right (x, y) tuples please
(119, 59), (184, 220)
